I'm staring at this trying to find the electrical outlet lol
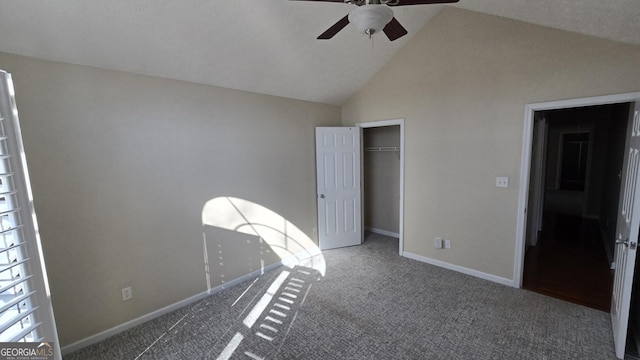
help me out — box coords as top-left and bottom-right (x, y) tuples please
(434, 237), (443, 249)
(496, 177), (509, 188)
(444, 239), (451, 249)
(121, 286), (132, 301)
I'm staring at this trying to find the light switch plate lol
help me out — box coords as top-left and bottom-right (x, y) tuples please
(496, 177), (509, 188)
(122, 286), (132, 301)
(434, 238), (443, 249)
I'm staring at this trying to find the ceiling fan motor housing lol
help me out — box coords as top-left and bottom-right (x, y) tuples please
(348, 4), (394, 36)
(345, 0), (400, 5)
(310, 0), (460, 41)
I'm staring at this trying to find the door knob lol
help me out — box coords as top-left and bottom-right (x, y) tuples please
(319, 194), (325, 199)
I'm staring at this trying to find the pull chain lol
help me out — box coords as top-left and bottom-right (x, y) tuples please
(367, 29), (375, 48)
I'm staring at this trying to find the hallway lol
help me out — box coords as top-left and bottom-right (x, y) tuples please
(523, 212), (614, 311)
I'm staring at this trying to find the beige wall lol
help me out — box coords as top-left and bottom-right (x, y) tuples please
(342, 7), (640, 280)
(4, 5), (640, 350)
(0, 52), (340, 346)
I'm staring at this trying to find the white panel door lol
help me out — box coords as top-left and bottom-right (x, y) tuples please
(315, 127), (362, 250)
(612, 102), (640, 359)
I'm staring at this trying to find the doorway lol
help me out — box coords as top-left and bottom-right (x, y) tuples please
(559, 131), (591, 191)
(522, 103), (629, 311)
(358, 119), (405, 255)
(516, 93), (640, 359)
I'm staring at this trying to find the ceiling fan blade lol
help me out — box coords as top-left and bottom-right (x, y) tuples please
(318, 15), (350, 40)
(391, 0), (459, 5)
(383, 17), (408, 41)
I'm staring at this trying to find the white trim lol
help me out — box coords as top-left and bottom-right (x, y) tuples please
(514, 92), (640, 288)
(366, 227), (400, 238)
(358, 119), (403, 128)
(357, 119), (405, 256)
(61, 291), (210, 355)
(402, 251), (513, 287)
(514, 104), (535, 288)
(61, 259), (287, 355)
(527, 93), (640, 111)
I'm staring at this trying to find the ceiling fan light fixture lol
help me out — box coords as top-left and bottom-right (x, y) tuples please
(348, 5), (393, 37)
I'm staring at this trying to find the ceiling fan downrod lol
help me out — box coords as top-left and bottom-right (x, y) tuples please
(310, 0), (463, 41)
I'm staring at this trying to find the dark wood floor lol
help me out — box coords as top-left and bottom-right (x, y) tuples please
(523, 212), (614, 312)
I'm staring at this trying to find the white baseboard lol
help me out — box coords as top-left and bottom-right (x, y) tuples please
(365, 227), (399, 238)
(60, 290), (209, 355)
(61, 260), (285, 355)
(402, 251), (514, 287)
(61, 249), (509, 354)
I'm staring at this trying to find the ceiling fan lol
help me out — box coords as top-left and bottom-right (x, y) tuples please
(292, 0), (460, 41)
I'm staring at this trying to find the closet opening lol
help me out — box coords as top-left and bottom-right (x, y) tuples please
(359, 119), (404, 254)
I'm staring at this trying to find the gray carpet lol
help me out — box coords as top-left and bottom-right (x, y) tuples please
(65, 233), (617, 359)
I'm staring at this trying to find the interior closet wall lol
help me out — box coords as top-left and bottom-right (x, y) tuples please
(363, 126), (400, 236)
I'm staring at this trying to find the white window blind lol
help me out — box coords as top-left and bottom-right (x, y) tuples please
(0, 70), (60, 355)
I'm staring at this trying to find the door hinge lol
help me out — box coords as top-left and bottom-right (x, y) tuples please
(619, 238), (639, 250)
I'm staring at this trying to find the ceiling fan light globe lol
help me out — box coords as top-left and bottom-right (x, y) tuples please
(348, 5), (393, 36)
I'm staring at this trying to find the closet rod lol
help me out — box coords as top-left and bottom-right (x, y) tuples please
(364, 146), (400, 152)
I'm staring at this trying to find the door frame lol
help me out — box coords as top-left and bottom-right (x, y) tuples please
(514, 92), (640, 288)
(357, 119), (405, 255)
(526, 116), (547, 247)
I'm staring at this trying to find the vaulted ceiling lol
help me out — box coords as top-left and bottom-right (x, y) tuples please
(0, 0), (638, 105)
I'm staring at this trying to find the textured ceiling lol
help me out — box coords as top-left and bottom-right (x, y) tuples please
(0, 1), (638, 105)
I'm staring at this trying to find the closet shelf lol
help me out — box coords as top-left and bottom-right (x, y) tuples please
(365, 146), (400, 152)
